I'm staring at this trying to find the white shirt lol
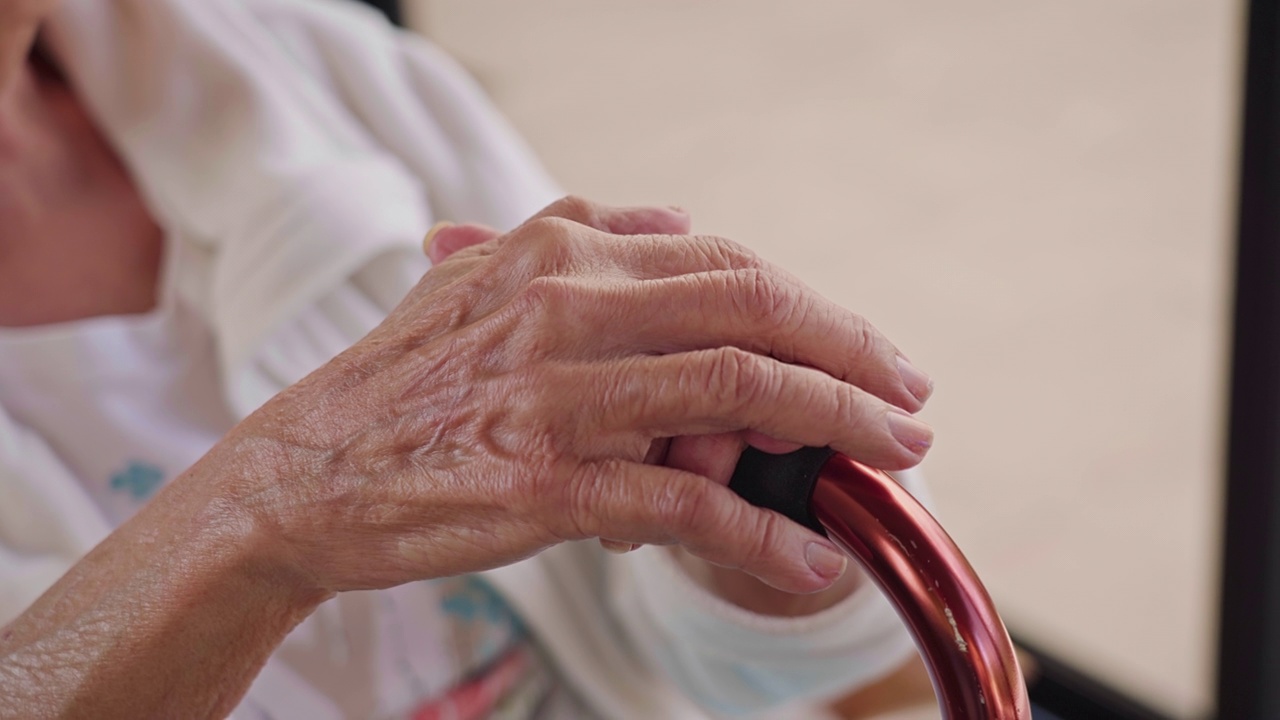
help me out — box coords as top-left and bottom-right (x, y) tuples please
(0, 244), (585, 719)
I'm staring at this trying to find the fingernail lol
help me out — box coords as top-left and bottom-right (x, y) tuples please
(421, 221), (454, 256)
(805, 542), (848, 581)
(667, 205), (689, 216)
(896, 356), (934, 404)
(888, 411), (934, 455)
(600, 540), (640, 555)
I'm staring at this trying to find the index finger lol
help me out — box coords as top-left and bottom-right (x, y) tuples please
(580, 347), (932, 471)
(552, 458), (846, 595)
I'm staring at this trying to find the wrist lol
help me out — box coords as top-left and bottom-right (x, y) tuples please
(165, 438), (333, 611)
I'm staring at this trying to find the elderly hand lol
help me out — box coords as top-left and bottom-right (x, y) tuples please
(0, 196), (933, 717)
(217, 196), (932, 597)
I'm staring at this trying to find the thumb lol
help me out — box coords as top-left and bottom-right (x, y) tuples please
(423, 222), (503, 264)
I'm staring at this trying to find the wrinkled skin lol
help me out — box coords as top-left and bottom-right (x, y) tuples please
(0, 5), (936, 717)
(418, 208), (935, 610)
(227, 196), (933, 596)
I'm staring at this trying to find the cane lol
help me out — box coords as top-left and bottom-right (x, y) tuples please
(730, 447), (1031, 719)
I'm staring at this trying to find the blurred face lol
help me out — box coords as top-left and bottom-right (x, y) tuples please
(0, 40), (162, 327)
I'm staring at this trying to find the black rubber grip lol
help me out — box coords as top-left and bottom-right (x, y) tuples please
(728, 446), (836, 535)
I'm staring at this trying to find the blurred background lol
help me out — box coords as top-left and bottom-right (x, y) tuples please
(404, 2), (1242, 717)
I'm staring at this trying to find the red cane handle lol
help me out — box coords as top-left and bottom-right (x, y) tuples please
(729, 448), (1031, 719)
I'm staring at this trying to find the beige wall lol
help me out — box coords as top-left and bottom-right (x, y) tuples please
(410, 2), (1242, 715)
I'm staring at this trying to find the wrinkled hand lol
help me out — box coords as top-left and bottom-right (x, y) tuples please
(218, 197), (934, 596)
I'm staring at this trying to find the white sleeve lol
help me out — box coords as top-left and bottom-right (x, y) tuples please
(605, 467), (928, 717)
(0, 408), (110, 627)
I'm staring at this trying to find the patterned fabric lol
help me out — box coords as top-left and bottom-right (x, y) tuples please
(406, 577), (565, 720)
(262, 577), (589, 719)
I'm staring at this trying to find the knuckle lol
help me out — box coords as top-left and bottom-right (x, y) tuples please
(743, 510), (788, 570)
(731, 268), (793, 324)
(514, 276), (553, 318)
(595, 358), (645, 429)
(525, 214), (576, 235)
(533, 454), (595, 541)
(700, 346), (769, 410)
(844, 313), (880, 356)
(700, 235), (763, 270)
(510, 276), (575, 356)
(518, 217), (581, 272)
(522, 274), (575, 309)
(835, 383), (874, 436)
(544, 195), (598, 225)
(560, 460), (607, 540)
(659, 475), (716, 535)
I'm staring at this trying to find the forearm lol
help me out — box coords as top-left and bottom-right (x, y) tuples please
(0, 452), (329, 719)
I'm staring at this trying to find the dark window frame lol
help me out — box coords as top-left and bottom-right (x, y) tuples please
(355, 0), (402, 27)
(1215, 0), (1280, 718)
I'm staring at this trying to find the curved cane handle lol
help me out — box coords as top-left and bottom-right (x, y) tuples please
(730, 448), (1031, 719)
